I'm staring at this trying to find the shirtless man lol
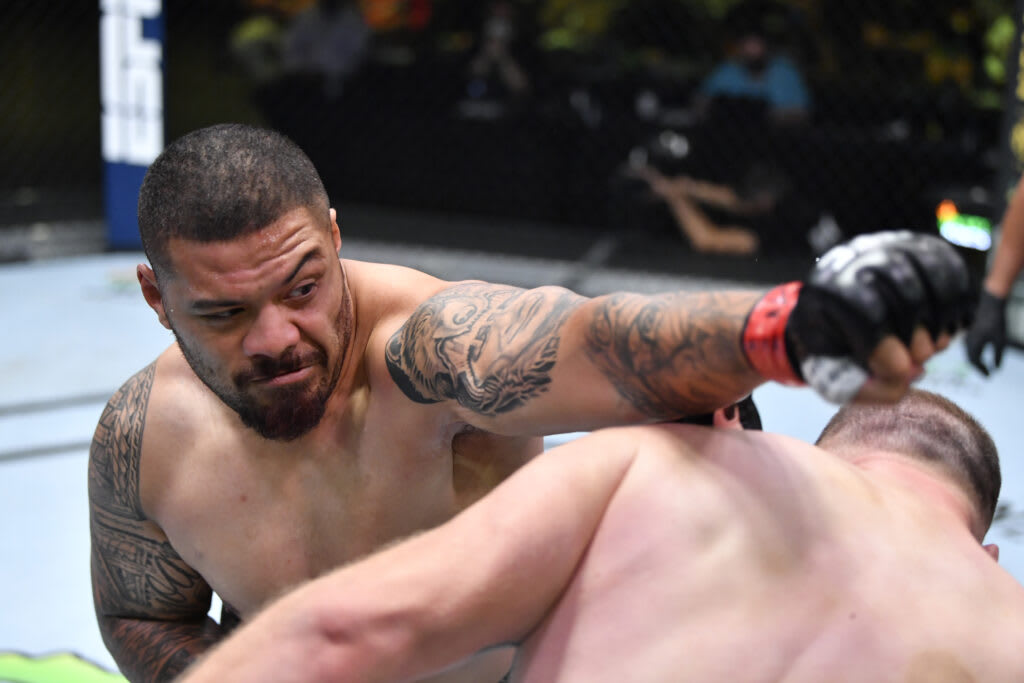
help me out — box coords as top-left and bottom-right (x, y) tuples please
(88, 123), (973, 682)
(179, 389), (1022, 683)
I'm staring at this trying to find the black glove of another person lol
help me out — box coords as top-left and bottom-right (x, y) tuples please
(965, 290), (1007, 376)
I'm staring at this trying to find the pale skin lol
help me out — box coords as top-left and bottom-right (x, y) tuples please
(178, 422), (1024, 683)
(90, 205), (946, 681)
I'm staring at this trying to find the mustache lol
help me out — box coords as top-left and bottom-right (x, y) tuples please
(236, 349), (326, 385)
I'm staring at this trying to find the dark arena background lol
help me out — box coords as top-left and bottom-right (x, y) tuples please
(3, 0), (1021, 282)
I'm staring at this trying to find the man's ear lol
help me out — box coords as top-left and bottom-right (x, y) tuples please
(329, 208), (342, 253)
(983, 543), (1000, 562)
(712, 404), (743, 430)
(137, 264), (172, 330)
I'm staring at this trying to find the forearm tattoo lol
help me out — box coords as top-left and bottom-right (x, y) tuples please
(100, 617), (223, 682)
(89, 363), (221, 681)
(386, 284), (582, 415)
(584, 292), (753, 419)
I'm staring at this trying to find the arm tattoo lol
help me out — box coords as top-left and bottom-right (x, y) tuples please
(102, 617), (223, 682)
(89, 363), (222, 681)
(584, 292), (752, 419)
(386, 284), (582, 415)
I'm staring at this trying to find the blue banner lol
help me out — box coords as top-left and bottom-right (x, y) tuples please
(100, 0), (164, 249)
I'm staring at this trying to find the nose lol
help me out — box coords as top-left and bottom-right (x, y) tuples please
(242, 304), (300, 359)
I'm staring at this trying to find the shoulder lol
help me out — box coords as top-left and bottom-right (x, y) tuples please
(344, 259), (453, 326)
(594, 424), (835, 482)
(142, 346), (218, 435)
(89, 362), (159, 514)
(90, 347), (217, 514)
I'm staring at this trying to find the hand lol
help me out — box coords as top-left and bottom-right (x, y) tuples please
(744, 231), (972, 403)
(791, 231), (973, 402)
(965, 290), (1007, 376)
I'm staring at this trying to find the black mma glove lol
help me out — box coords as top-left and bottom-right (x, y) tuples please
(742, 231), (973, 403)
(965, 290), (1007, 376)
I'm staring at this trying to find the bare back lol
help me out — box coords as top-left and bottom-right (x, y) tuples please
(517, 426), (1024, 683)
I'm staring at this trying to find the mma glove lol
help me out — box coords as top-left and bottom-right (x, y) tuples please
(742, 231), (974, 403)
(965, 290), (1007, 376)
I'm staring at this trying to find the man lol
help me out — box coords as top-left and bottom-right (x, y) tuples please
(89, 123), (971, 682)
(177, 389), (1021, 682)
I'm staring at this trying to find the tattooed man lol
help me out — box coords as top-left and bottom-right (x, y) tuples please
(89, 124), (973, 682)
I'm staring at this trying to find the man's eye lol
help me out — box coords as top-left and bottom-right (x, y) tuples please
(202, 309), (241, 321)
(290, 283), (316, 299)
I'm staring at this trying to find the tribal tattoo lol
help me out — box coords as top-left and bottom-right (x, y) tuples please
(89, 363), (223, 681)
(386, 284), (582, 415)
(584, 291), (756, 419)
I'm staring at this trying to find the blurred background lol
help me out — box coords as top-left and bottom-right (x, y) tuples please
(2, 0), (1019, 282)
(4, 2), (1024, 676)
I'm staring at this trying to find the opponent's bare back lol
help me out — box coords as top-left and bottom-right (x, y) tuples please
(517, 426), (1024, 682)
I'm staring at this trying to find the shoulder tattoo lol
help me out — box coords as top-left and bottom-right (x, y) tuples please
(89, 363), (212, 620)
(386, 284), (582, 415)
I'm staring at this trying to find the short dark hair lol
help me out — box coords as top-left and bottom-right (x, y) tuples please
(816, 389), (1001, 530)
(138, 123), (329, 278)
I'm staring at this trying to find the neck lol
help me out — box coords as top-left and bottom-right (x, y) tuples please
(848, 451), (983, 541)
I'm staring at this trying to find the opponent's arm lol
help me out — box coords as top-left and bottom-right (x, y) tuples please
(385, 232), (973, 433)
(89, 364), (224, 682)
(178, 426), (644, 683)
(385, 282), (763, 433)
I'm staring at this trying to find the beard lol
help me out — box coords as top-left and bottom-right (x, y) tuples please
(174, 332), (342, 442)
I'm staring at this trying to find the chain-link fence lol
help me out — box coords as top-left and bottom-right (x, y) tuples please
(1, 0), (1016, 255)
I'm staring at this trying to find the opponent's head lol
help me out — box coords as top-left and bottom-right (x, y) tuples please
(136, 124), (348, 442)
(816, 389), (1000, 537)
(138, 123), (330, 280)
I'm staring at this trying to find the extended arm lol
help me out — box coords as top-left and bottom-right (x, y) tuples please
(178, 427), (643, 683)
(385, 282), (763, 434)
(89, 365), (225, 682)
(387, 232), (974, 423)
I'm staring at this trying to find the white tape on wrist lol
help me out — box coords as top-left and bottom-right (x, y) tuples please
(800, 356), (869, 404)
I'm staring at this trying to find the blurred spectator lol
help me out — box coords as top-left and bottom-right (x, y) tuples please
(230, 0), (313, 86)
(282, 0), (371, 98)
(622, 4), (817, 256)
(631, 158), (807, 256)
(692, 12), (812, 126)
(466, 1), (531, 103)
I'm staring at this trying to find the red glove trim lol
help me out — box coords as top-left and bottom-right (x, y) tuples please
(743, 282), (805, 386)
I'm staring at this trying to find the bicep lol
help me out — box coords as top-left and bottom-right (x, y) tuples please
(90, 506), (212, 622)
(384, 282), (585, 417)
